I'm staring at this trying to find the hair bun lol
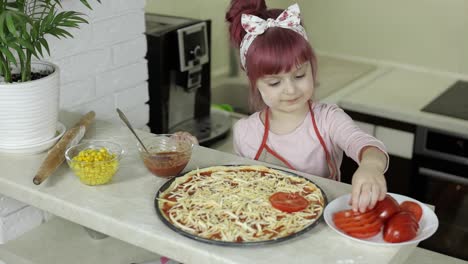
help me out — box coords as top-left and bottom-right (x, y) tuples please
(225, 0), (267, 48)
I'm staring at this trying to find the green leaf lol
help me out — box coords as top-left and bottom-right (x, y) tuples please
(16, 38), (35, 52)
(31, 22), (40, 39)
(5, 13), (18, 37)
(49, 28), (73, 38)
(68, 15), (88, 24)
(9, 42), (26, 68)
(1, 0), (102, 76)
(0, 46), (18, 66)
(0, 13), (7, 42)
(80, 0), (92, 9)
(34, 41), (43, 57)
(38, 38), (50, 55)
(40, 8), (56, 34)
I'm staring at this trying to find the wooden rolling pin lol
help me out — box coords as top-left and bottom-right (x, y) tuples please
(33, 111), (96, 185)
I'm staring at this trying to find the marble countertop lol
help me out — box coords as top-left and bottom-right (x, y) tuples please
(336, 67), (468, 135)
(314, 55), (376, 100)
(0, 113), (416, 264)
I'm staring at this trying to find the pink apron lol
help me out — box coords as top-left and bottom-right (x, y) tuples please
(254, 101), (338, 180)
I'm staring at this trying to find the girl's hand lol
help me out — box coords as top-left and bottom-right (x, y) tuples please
(351, 163), (387, 213)
(171, 131), (199, 145)
(350, 146), (388, 213)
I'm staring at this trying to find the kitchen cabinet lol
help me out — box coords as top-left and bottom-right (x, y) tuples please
(354, 121), (375, 136)
(341, 109), (416, 197)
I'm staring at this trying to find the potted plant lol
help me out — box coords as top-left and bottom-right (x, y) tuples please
(0, 0), (99, 152)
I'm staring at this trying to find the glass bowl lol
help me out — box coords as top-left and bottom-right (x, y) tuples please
(137, 134), (193, 178)
(65, 141), (124, 185)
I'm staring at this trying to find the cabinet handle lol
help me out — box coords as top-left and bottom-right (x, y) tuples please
(418, 167), (468, 186)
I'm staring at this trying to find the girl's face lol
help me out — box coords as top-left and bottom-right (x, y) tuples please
(256, 62), (314, 113)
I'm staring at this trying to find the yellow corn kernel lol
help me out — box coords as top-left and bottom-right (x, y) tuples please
(70, 147), (119, 186)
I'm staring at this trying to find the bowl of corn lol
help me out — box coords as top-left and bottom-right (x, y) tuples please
(65, 141), (124, 186)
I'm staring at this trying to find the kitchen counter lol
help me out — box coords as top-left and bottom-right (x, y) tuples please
(314, 55), (377, 100)
(0, 113), (416, 264)
(2, 217), (464, 264)
(338, 68), (468, 135)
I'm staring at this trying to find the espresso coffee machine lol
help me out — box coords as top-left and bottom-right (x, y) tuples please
(145, 13), (230, 145)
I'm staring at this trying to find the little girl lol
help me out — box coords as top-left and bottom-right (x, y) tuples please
(226, 0), (389, 213)
(157, 2), (388, 263)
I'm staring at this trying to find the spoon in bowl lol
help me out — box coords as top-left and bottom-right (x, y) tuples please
(116, 108), (150, 154)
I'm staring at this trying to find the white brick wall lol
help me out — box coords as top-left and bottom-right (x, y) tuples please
(0, 0), (148, 244)
(0, 206), (44, 244)
(46, 0), (149, 128)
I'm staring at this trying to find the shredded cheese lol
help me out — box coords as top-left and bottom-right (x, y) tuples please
(158, 165), (324, 242)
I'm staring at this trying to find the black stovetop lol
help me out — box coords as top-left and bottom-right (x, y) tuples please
(422, 80), (468, 121)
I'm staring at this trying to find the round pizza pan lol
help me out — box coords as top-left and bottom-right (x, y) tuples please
(154, 165), (328, 247)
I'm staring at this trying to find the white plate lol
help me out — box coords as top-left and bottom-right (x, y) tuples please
(0, 122), (66, 154)
(324, 192), (439, 246)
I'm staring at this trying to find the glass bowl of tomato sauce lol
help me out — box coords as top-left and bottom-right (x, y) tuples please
(137, 134), (193, 178)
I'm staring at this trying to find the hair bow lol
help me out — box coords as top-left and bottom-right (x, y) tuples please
(239, 3), (308, 71)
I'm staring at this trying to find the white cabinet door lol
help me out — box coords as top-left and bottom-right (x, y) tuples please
(375, 126), (414, 159)
(355, 121), (375, 136)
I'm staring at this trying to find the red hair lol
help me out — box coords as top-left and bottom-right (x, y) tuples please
(226, 0), (317, 112)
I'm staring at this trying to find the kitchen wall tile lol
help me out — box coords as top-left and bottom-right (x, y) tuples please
(91, 11), (146, 48)
(59, 78), (96, 108)
(112, 37), (148, 67)
(0, 197), (27, 218)
(53, 48), (113, 83)
(61, 0), (147, 22)
(68, 96), (115, 120)
(0, 206), (43, 244)
(114, 83), (149, 112)
(95, 61), (148, 97)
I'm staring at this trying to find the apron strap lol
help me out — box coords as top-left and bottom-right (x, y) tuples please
(254, 110), (295, 170)
(254, 102), (338, 180)
(264, 145), (295, 170)
(308, 101), (338, 180)
(254, 110), (270, 160)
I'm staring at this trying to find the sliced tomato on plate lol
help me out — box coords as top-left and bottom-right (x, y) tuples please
(332, 209), (383, 239)
(400, 201), (423, 222)
(383, 211), (419, 243)
(333, 210), (379, 228)
(348, 229), (381, 239)
(269, 192), (309, 213)
(333, 209), (377, 222)
(374, 195), (401, 221)
(339, 218), (383, 234)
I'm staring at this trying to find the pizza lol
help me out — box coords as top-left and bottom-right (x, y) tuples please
(157, 165), (325, 243)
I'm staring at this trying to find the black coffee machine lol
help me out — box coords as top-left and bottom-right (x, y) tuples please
(145, 13), (230, 145)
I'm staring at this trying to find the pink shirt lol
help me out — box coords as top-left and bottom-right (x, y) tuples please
(233, 102), (389, 180)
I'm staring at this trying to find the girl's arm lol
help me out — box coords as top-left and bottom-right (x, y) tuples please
(351, 146), (388, 212)
(320, 104), (389, 212)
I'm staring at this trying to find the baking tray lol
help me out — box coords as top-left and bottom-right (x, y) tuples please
(154, 165), (328, 247)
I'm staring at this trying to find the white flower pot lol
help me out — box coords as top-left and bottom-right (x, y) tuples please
(0, 62), (60, 149)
